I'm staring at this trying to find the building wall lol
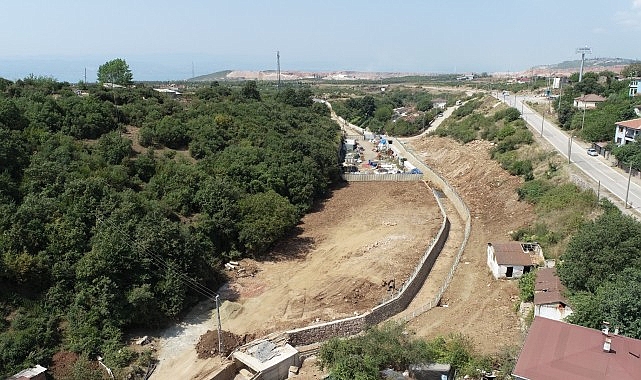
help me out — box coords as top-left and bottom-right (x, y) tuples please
(486, 247), (500, 279)
(286, 217), (451, 346)
(534, 304), (573, 321)
(615, 125), (640, 146)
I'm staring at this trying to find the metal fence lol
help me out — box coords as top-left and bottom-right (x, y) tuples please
(341, 173), (424, 182)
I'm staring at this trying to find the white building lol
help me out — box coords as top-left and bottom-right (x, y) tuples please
(533, 268), (572, 321)
(486, 242), (543, 279)
(573, 94), (606, 109)
(614, 118), (641, 146)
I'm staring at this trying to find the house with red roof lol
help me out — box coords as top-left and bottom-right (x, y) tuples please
(513, 317), (641, 380)
(533, 268), (572, 321)
(486, 242), (543, 279)
(614, 118), (641, 146)
(573, 94), (606, 109)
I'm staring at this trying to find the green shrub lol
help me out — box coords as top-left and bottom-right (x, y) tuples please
(518, 270), (536, 302)
(517, 179), (552, 203)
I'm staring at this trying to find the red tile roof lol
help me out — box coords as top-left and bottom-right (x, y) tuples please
(513, 318), (641, 380)
(616, 118), (641, 131)
(490, 242), (535, 266)
(574, 94), (606, 102)
(534, 268), (569, 306)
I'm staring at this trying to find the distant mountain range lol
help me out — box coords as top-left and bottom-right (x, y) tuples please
(187, 58), (641, 82)
(525, 57), (640, 77)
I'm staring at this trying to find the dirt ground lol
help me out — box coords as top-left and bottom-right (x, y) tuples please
(152, 181), (443, 379)
(404, 136), (534, 352)
(150, 132), (536, 379)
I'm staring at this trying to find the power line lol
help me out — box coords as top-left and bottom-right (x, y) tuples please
(96, 217), (220, 300)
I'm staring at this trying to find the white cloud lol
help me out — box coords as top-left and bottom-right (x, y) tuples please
(616, 1), (641, 30)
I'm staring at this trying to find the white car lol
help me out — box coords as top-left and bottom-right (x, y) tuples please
(587, 148), (598, 156)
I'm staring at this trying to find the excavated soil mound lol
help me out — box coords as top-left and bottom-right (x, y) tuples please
(195, 330), (253, 358)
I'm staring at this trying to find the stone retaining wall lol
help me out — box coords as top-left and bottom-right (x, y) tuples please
(286, 188), (449, 346)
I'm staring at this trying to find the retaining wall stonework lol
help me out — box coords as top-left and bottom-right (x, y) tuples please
(274, 104), (472, 350)
(285, 190), (449, 346)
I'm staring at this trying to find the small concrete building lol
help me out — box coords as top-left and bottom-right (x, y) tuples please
(534, 268), (573, 321)
(432, 98), (447, 109)
(486, 242), (543, 279)
(573, 94), (606, 109)
(7, 365), (47, 380)
(233, 340), (300, 380)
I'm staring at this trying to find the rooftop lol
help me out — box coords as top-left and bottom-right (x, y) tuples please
(513, 318), (641, 380)
(489, 242), (539, 266)
(616, 118), (641, 131)
(574, 94), (606, 102)
(534, 268), (569, 306)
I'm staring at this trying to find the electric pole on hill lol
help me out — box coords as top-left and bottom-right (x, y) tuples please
(277, 51), (281, 91)
(576, 46), (592, 82)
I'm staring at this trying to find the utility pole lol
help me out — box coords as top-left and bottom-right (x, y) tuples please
(625, 164), (633, 208)
(581, 105), (587, 130)
(277, 51), (281, 91)
(540, 113), (544, 137)
(215, 294), (223, 355)
(576, 46), (592, 82)
(568, 134), (573, 164)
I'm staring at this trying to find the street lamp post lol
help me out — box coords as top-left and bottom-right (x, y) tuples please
(625, 164), (633, 208)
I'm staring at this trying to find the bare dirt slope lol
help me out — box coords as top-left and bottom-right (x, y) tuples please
(152, 181), (442, 379)
(405, 136), (535, 353)
(152, 135), (535, 379)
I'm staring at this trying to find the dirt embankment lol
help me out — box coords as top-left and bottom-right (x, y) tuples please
(152, 136), (535, 379)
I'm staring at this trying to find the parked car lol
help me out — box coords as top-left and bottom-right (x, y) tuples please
(587, 148), (598, 156)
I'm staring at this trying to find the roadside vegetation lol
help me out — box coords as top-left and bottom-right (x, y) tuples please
(429, 65), (641, 344)
(329, 87), (467, 137)
(319, 322), (516, 380)
(0, 70), (341, 377)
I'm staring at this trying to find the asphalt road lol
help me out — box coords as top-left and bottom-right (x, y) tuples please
(497, 92), (641, 217)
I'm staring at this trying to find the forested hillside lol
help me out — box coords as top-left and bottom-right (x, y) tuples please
(0, 76), (341, 377)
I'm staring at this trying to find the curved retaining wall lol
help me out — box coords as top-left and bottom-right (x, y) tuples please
(286, 188), (449, 346)
(284, 102), (472, 347)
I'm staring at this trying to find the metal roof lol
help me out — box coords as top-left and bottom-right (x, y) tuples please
(513, 318), (641, 380)
(490, 242), (535, 266)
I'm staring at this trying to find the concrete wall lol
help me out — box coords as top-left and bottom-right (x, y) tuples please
(207, 360), (241, 380)
(287, 314), (367, 347)
(341, 173), (423, 182)
(286, 191), (450, 346)
(534, 304), (573, 321)
(278, 102), (472, 350)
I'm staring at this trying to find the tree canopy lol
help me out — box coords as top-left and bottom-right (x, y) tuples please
(0, 77), (341, 377)
(97, 58), (133, 86)
(558, 206), (641, 339)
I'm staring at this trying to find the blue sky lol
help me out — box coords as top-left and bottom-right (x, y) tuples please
(1, 0), (640, 82)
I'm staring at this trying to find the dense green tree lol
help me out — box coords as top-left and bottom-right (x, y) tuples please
(621, 63), (641, 78)
(241, 80), (261, 101)
(93, 131), (132, 165)
(568, 268), (641, 339)
(557, 209), (641, 293)
(0, 76), (343, 378)
(237, 190), (298, 255)
(97, 58), (133, 86)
